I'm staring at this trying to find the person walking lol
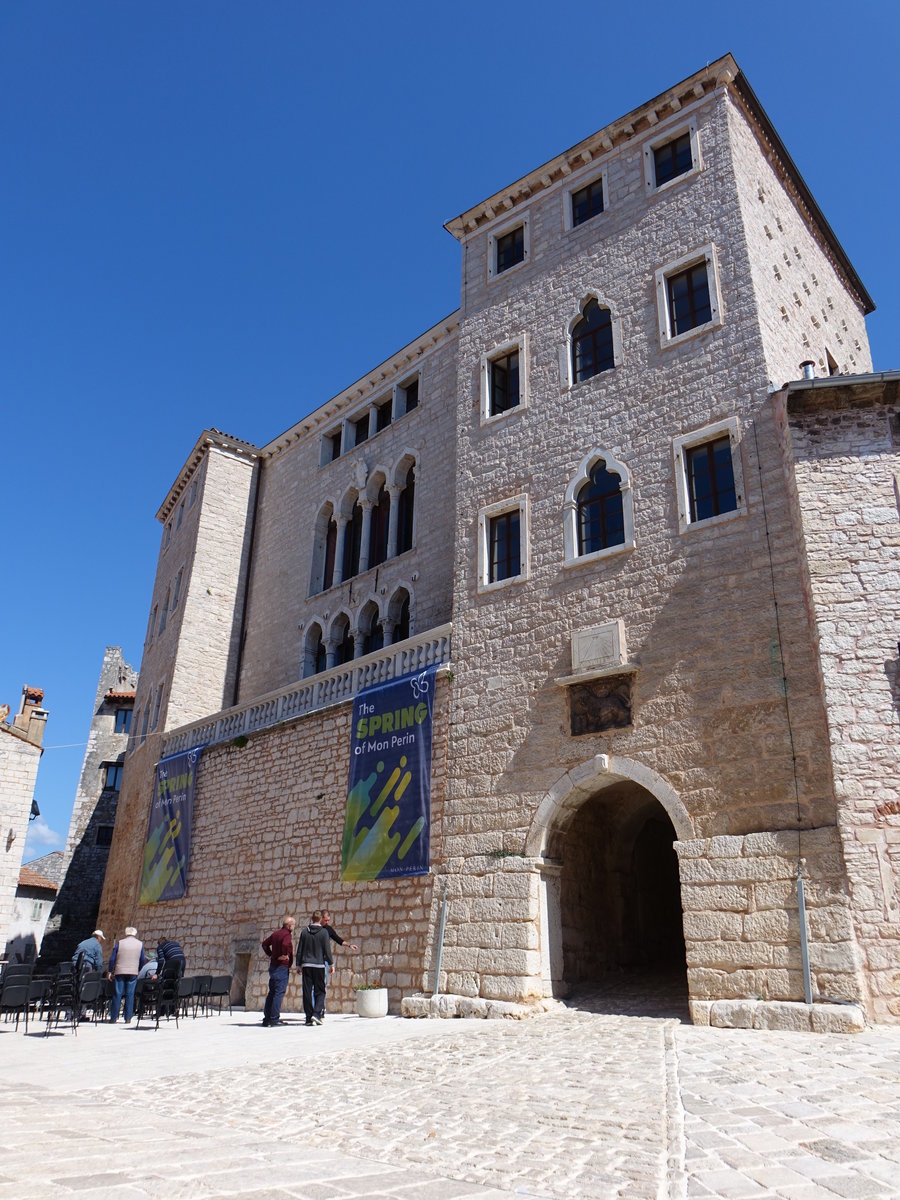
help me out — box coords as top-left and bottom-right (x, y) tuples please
(107, 926), (146, 1023)
(296, 911), (332, 1026)
(260, 916), (295, 1027)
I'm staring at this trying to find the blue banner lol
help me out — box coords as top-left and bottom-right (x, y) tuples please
(341, 666), (438, 882)
(139, 745), (204, 904)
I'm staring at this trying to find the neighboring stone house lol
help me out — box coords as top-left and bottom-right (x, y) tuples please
(98, 55), (899, 1027)
(40, 648), (137, 963)
(6, 852), (63, 963)
(0, 686), (48, 961)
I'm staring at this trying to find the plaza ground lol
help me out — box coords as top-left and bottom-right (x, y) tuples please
(1, 983), (899, 1200)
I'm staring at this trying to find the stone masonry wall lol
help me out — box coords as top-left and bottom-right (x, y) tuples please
(438, 86), (863, 1005)
(0, 728), (42, 957)
(677, 828), (864, 1017)
(727, 93), (872, 388)
(41, 647), (138, 961)
(237, 331), (458, 702)
(783, 390), (900, 1021)
(100, 677), (450, 1015)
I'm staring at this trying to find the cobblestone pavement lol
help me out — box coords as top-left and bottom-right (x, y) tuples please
(1, 985), (898, 1200)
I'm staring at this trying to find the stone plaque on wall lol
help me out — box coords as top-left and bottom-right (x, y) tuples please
(571, 619), (627, 674)
(569, 676), (632, 736)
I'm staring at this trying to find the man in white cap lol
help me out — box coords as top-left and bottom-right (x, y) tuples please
(72, 929), (105, 973)
(107, 927), (146, 1023)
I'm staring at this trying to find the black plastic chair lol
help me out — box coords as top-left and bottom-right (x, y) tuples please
(208, 975), (233, 1015)
(44, 961), (82, 1036)
(192, 975), (212, 1017)
(0, 980), (32, 1031)
(79, 971), (106, 1023)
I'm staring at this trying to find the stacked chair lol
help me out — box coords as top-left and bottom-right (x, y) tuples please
(0, 963), (35, 1032)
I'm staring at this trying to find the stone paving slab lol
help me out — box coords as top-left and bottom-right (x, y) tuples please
(1, 1005), (899, 1199)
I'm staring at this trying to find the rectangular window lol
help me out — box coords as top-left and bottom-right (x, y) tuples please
(171, 567), (183, 610)
(572, 178), (605, 226)
(187, 479), (198, 508)
(151, 685), (164, 731)
(163, 522), (172, 549)
(140, 707), (150, 745)
(176, 500), (185, 529)
(114, 708), (133, 734)
(402, 378), (418, 413)
(656, 245), (721, 347)
(31, 900), (43, 921)
(489, 510), (521, 582)
(354, 414), (369, 447)
(490, 350), (520, 416)
(96, 825), (115, 848)
(654, 133), (693, 187)
(644, 122), (700, 194)
(326, 430), (342, 462)
(158, 594), (169, 635)
(667, 263), (712, 336)
(495, 226), (524, 274)
(673, 417), (745, 533)
(376, 398), (392, 431)
(685, 437), (737, 523)
(104, 763), (124, 791)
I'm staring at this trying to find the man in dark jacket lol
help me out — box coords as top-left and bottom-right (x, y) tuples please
(260, 916), (295, 1027)
(296, 911), (332, 1026)
(154, 937), (186, 978)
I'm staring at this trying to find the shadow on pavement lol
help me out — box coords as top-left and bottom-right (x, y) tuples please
(564, 969), (691, 1022)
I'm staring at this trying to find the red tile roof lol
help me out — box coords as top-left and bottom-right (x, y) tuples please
(105, 690), (136, 700)
(18, 865), (58, 892)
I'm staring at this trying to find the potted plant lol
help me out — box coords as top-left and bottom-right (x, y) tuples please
(355, 980), (388, 1018)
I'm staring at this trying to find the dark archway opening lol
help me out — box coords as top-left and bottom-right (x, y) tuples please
(552, 780), (688, 1018)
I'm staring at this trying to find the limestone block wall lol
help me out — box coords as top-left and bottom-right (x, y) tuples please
(100, 677), (451, 1015)
(0, 729), (42, 956)
(135, 445), (259, 740)
(677, 828), (864, 1015)
(727, 94), (872, 388)
(782, 388), (900, 1021)
(238, 329), (459, 701)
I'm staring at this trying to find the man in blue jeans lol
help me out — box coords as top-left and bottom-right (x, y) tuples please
(261, 916), (295, 1026)
(107, 926), (147, 1023)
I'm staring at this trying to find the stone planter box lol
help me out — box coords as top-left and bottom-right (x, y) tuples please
(356, 987), (388, 1018)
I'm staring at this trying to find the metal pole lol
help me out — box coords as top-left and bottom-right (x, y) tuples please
(797, 863), (813, 1005)
(433, 880), (449, 996)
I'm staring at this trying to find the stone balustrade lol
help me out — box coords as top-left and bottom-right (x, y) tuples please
(162, 623), (452, 756)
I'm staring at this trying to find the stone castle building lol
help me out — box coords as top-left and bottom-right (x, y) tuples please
(98, 55), (900, 1027)
(39, 647), (138, 963)
(0, 686), (49, 961)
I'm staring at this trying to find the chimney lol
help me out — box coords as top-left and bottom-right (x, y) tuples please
(799, 360), (816, 381)
(14, 685), (48, 748)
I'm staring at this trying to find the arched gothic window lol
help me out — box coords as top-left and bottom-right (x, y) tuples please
(577, 462), (625, 554)
(396, 467), (415, 554)
(389, 588), (410, 643)
(333, 615), (354, 666)
(572, 300), (614, 383)
(359, 601), (384, 656)
(370, 483), (390, 568)
(564, 449), (635, 565)
(303, 623), (327, 677)
(342, 499), (363, 580)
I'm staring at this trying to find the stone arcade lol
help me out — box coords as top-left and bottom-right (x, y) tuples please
(98, 55), (899, 1027)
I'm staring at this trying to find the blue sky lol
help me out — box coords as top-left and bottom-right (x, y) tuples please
(2, 2), (897, 859)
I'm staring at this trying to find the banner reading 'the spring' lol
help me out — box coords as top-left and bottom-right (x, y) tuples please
(139, 744), (205, 904)
(341, 666), (438, 882)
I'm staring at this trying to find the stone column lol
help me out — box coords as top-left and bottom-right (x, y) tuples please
(333, 516), (349, 585)
(358, 499), (375, 575)
(386, 485), (402, 559)
(325, 639), (339, 671)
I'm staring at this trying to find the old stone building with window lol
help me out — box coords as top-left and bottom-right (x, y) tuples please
(98, 54), (899, 1027)
(39, 647), (138, 964)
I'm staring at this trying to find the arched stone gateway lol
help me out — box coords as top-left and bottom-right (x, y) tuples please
(528, 755), (693, 1004)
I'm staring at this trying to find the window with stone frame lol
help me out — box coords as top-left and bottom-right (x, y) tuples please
(643, 121), (700, 194)
(577, 462), (625, 554)
(489, 348), (519, 416)
(571, 176), (605, 226)
(342, 499), (363, 579)
(495, 225), (524, 274)
(370, 483), (390, 567)
(96, 825), (115, 847)
(396, 466), (415, 554)
(673, 417), (745, 533)
(478, 495), (528, 591)
(655, 245), (721, 347)
(572, 300), (615, 383)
